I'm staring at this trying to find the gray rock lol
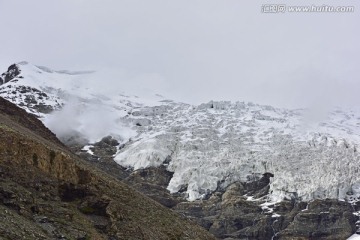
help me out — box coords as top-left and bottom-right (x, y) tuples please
(125, 166), (173, 187)
(133, 118), (151, 127)
(0, 64), (21, 85)
(276, 199), (356, 240)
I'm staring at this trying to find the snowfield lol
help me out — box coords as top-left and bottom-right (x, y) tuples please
(114, 101), (360, 201)
(2, 62), (360, 202)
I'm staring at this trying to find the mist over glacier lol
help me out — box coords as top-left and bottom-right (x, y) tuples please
(43, 97), (136, 143)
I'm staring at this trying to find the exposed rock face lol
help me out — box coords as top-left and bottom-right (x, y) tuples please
(275, 199), (356, 240)
(125, 166), (173, 188)
(0, 64), (21, 84)
(111, 164), (357, 239)
(243, 172), (274, 198)
(70, 136), (130, 181)
(173, 181), (357, 240)
(93, 136), (119, 156)
(173, 177), (277, 240)
(124, 166), (180, 208)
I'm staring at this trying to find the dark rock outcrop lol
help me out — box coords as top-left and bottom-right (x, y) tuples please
(0, 64), (21, 85)
(124, 166), (179, 208)
(92, 135), (119, 156)
(243, 172), (274, 198)
(275, 199), (356, 240)
(173, 175), (356, 240)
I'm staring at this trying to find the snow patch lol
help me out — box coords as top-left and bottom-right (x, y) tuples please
(348, 234), (360, 240)
(82, 145), (94, 155)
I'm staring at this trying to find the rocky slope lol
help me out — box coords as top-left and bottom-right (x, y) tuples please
(0, 97), (215, 240)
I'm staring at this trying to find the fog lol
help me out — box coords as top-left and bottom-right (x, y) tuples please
(0, 0), (359, 109)
(43, 96), (137, 143)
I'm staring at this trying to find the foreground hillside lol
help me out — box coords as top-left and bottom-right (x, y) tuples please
(0, 97), (215, 239)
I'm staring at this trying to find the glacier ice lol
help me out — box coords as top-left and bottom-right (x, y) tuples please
(114, 101), (360, 201)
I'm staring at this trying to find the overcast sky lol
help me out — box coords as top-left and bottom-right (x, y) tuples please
(0, 0), (359, 108)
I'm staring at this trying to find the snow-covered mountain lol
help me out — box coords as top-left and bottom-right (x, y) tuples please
(1, 61), (360, 204)
(0, 61), (166, 142)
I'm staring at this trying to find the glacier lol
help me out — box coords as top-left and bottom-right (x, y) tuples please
(114, 101), (360, 201)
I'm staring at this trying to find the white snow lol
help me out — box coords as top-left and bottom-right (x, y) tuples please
(260, 201), (277, 213)
(82, 145), (94, 155)
(348, 234), (360, 240)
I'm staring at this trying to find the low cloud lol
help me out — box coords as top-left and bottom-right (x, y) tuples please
(43, 96), (136, 144)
